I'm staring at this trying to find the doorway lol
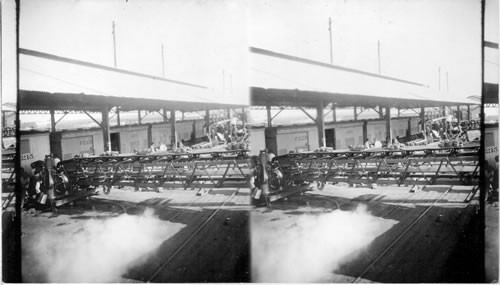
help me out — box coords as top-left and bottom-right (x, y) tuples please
(110, 132), (121, 152)
(325, 128), (336, 149)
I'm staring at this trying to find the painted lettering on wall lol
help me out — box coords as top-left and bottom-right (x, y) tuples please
(21, 153), (34, 161)
(486, 146), (498, 154)
(79, 137), (93, 146)
(294, 135), (308, 141)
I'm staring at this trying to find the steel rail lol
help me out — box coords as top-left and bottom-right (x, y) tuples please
(146, 189), (239, 282)
(351, 186), (453, 283)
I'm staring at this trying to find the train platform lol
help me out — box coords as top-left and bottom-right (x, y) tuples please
(21, 187), (250, 283)
(251, 184), (484, 283)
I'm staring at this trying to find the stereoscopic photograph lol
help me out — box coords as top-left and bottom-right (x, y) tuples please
(1, 0), (498, 283)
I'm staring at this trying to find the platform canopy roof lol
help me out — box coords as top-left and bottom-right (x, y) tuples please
(250, 47), (477, 109)
(19, 49), (246, 113)
(18, 89), (243, 113)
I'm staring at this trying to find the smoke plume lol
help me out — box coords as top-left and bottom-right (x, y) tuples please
(251, 204), (397, 282)
(29, 208), (183, 283)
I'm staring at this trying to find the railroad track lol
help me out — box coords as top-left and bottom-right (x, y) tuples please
(145, 188), (240, 283)
(351, 186), (453, 283)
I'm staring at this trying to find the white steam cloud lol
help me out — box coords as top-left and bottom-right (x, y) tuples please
(251, 205), (397, 283)
(30, 208), (183, 283)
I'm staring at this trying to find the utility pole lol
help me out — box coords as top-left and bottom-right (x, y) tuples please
(446, 71), (449, 92)
(229, 73), (232, 96)
(377, 40), (381, 74)
(328, 17), (333, 64)
(112, 21), (117, 67)
(438, 66), (441, 90)
(222, 70), (225, 95)
(161, 43), (165, 77)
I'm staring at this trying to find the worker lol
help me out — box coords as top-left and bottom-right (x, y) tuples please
(373, 137), (382, 148)
(364, 138), (372, 149)
(149, 142), (156, 152)
(493, 155), (499, 201)
(158, 142), (167, 152)
(267, 150), (276, 163)
(485, 160), (495, 202)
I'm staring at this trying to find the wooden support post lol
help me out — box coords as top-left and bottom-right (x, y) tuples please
(163, 108), (168, 122)
(1, 112), (5, 129)
(354, 106), (358, 121)
(379, 106), (384, 119)
(407, 117), (412, 137)
(266, 105), (272, 127)
(182, 111), (185, 121)
(457, 105), (461, 123)
(116, 107), (121, 126)
(138, 110), (142, 125)
(205, 109), (210, 135)
(332, 106), (337, 122)
(102, 106), (111, 152)
(317, 100), (325, 147)
(170, 110), (177, 150)
(467, 105), (471, 120)
(420, 107), (425, 132)
(241, 108), (246, 125)
(147, 124), (153, 147)
(397, 107), (401, 117)
(50, 109), (56, 133)
(363, 120), (368, 143)
(385, 107), (392, 143)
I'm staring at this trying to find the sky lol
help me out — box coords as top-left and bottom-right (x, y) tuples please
(1, 0), (498, 105)
(4, 0), (249, 105)
(248, 0), (498, 99)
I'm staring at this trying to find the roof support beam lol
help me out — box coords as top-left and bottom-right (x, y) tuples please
(83, 110), (103, 129)
(409, 108), (421, 116)
(138, 110), (150, 124)
(323, 108), (332, 118)
(355, 107), (367, 119)
(271, 108), (284, 121)
(298, 107), (317, 124)
(162, 108), (168, 122)
(140, 110), (149, 121)
(372, 106), (384, 118)
(55, 112), (68, 126)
